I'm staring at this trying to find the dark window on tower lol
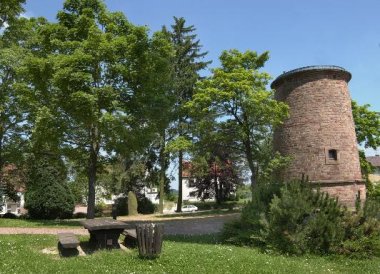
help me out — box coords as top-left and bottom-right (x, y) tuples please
(328, 149), (338, 160)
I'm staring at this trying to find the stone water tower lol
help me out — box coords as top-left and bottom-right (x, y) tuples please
(271, 65), (365, 207)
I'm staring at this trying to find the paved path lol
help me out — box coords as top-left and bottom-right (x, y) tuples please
(0, 213), (239, 236)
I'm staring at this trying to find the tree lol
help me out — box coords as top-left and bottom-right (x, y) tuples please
(351, 100), (380, 183)
(191, 151), (242, 204)
(189, 49), (288, 187)
(0, 8), (34, 202)
(164, 17), (210, 212)
(24, 0), (173, 218)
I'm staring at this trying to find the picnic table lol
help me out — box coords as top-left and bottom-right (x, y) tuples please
(80, 219), (128, 249)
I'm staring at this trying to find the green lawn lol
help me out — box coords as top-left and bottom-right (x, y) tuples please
(0, 234), (379, 273)
(158, 209), (240, 218)
(0, 218), (82, 228)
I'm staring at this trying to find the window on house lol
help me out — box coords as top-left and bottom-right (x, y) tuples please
(328, 149), (338, 160)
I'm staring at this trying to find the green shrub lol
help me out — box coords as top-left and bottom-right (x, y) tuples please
(24, 154), (75, 220)
(25, 182), (75, 220)
(128, 191), (138, 216)
(94, 202), (106, 217)
(222, 180), (380, 258)
(2, 212), (18, 219)
(222, 182), (281, 246)
(115, 197), (128, 216)
(138, 197), (156, 214)
(335, 198), (380, 258)
(264, 182), (344, 255)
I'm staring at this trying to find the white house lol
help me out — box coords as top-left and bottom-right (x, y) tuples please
(0, 191), (24, 216)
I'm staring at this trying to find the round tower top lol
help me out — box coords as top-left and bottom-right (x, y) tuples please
(271, 65), (351, 89)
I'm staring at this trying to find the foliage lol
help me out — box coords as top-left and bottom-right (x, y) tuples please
(138, 197), (156, 214)
(94, 202), (107, 217)
(24, 154), (74, 220)
(336, 198), (380, 258)
(190, 152), (242, 203)
(114, 197), (128, 216)
(189, 49), (288, 186)
(163, 17), (211, 212)
(235, 184), (251, 200)
(0, 0), (25, 28)
(2, 212), (18, 219)
(352, 101), (380, 149)
(25, 180), (74, 220)
(128, 191), (138, 216)
(351, 101), (380, 182)
(222, 181), (282, 246)
(223, 180), (380, 257)
(263, 182), (344, 255)
(22, 0), (173, 219)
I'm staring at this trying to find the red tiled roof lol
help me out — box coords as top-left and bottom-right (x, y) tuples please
(367, 156), (380, 167)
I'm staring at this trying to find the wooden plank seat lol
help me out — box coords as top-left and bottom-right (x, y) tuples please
(58, 233), (80, 256)
(122, 229), (137, 248)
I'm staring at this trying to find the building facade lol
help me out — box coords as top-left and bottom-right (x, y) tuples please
(272, 65), (365, 207)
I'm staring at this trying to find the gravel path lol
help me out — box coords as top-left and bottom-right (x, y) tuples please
(0, 213), (239, 236)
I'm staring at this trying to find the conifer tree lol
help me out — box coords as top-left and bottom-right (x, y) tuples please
(164, 17), (210, 212)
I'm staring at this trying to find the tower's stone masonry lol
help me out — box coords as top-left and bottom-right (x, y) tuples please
(271, 66), (365, 207)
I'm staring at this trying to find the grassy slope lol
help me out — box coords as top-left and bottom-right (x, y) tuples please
(0, 234), (379, 274)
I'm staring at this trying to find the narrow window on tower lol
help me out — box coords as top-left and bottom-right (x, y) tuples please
(328, 149), (338, 160)
(325, 148), (339, 164)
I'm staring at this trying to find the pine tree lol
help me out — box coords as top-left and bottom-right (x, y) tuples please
(164, 17), (210, 212)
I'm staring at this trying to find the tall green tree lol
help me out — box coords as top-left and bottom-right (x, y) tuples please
(164, 17), (210, 212)
(0, 6), (32, 201)
(24, 0), (172, 218)
(189, 49), (288, 187)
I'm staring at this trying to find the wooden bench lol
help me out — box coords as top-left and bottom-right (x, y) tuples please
(58, 233), (80, 256)
(122, 229), (137, 248)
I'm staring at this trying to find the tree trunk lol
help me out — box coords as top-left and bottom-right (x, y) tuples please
(243, 140), (257, 193)
(87, 125), (99, 219)
(158, 131), (166, 214)
(176, 150), (183, 212)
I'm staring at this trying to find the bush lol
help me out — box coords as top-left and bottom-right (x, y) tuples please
(115, 197), (128, 216)
(222, 182), (281, 246)
(138, 197), (156, 214)
(94, 202), (106, 217)
(72, 212), (87, 219)
(24, 155), (75, 220)
(2, 212), (18, 219)
(264, 182), (344, 255)
(128, 191), (138, 216)
(222, 180), (380, 257)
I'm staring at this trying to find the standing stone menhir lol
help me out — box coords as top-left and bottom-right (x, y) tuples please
(271, 65), (365, 208)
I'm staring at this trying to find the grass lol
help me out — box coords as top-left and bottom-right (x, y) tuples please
(158, 209), (240, 218)
(0, 218), (82, 228)
(0, 234), (379, 273)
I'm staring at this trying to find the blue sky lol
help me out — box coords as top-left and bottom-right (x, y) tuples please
(24, 0), (380, 155)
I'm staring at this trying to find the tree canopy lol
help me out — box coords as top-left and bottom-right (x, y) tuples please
(189, 49), (289, 186)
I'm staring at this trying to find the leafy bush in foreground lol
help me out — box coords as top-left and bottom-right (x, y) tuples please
(222, 180), (380, 257)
